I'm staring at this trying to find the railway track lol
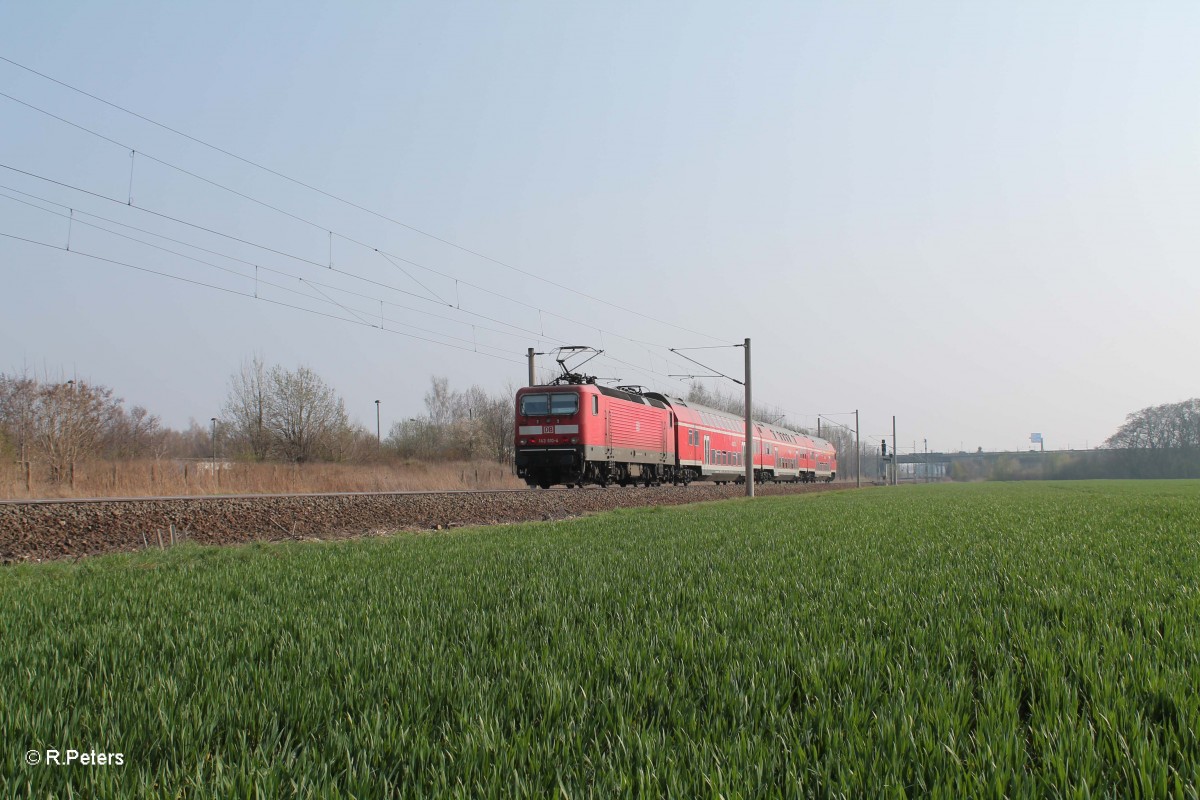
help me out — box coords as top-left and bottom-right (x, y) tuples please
(0, 482), (847, 563)
(0, 487), (541, 506)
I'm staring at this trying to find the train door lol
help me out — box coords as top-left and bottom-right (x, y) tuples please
(704, 435), (710, 468)
(605, 409), (613, 463)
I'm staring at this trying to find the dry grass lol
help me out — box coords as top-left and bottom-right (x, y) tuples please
(0, 458), (524, 500)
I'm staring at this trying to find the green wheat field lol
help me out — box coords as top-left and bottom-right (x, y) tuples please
(2, 481), (1199, 797)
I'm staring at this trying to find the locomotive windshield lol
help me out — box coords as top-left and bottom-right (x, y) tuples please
(520, 392), (579, 416)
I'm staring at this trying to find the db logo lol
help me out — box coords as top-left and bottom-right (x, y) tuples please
(544, 425), (555, 434)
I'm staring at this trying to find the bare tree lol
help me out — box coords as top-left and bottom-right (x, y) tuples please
(0, 373), (37, 464)
(222, 355), (272, 460)
(1106, 399), (1200, 451)
(475, 383), (516, 463)
(1102, 399), (1200, 477)
(389, 376), (515, 462)
(264, 364), (352, 462)
(685, 380), (788, 423)
(103, 405), (164, 459)
(29, 380), (122, 483)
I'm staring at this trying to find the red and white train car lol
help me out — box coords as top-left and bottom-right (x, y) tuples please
(514, 383), (836, 488)
(666, 397), (836, 484)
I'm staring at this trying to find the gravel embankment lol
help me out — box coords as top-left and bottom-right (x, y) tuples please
(0, 483), (846, 563)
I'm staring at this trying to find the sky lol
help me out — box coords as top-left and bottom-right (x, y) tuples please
(2, 1), (1198, 455)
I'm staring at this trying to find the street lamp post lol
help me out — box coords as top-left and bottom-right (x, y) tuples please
(210, 417), (217, 487)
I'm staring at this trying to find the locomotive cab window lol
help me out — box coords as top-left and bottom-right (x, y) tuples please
(549, 393), (579, 415)
(520, 394), (549, 416)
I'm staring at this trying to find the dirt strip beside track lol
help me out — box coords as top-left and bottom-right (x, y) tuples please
(0, 483), (847, 563)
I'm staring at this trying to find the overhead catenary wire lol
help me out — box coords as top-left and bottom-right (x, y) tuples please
(0, 229), (527, 364)
(668, 346), (745, 386)
(1, 185), (683, 392)
(0, 88), (711, 378)
(0, 75), (727, 345)
(0, 187), (517, 345)
(0, 195), (528, 358)
(0, 162), (701, 380)
(0, 189), (695, 391)
(0, 186), (541, 348)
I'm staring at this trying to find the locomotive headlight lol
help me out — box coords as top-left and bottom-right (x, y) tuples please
(519, 438), (527, 445)
(571, 437), (579, 444)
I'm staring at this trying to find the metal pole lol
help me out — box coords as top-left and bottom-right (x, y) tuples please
(527, 348), (536, 387)
(924, 438), (928, 482)
(744, 337), (754, 498)
(892, 416), (898, 486)
(375, 400), (381, 444)
(210, 417), (217, 477)
(855, 409), (860, 488)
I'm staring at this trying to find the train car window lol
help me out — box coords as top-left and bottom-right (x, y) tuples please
(592, 395), (599, 415)
(549, 393), (579, 415)
(520, 394), (549, 415)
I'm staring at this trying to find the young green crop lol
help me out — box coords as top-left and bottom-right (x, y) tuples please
(1, 481), (1198, 797)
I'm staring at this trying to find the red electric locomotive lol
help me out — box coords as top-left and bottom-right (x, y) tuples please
(514, 348), (837, 488)
(514, 382), (676, 488)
